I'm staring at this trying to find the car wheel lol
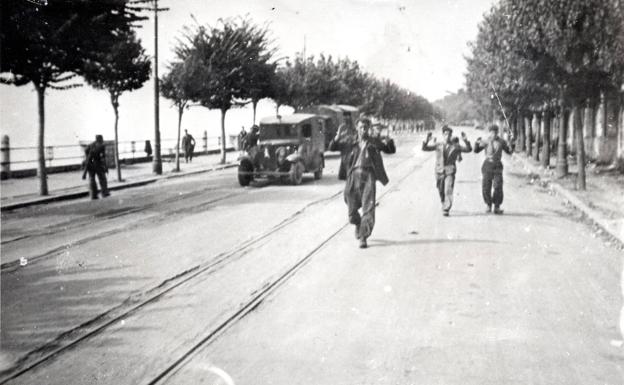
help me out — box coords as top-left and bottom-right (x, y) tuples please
(289, 161), (304, 185)
(238, 160), (254, 186)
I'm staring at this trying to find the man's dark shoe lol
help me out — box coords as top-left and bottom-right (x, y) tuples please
(359, 238), (367, 249)
(443, 210), (450, 217)
(494, 206), (504, 215)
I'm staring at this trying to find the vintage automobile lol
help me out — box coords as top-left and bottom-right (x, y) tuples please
(301, 104), (346, 148)
(301, 104), (360, 148)
(238, 114), (325, 186)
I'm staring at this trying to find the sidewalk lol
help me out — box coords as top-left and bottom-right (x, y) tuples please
(0, 151), (238, 211)
(513, 153), (624, 246)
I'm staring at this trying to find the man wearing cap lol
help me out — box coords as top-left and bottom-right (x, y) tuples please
(474, 124), (514, 214)
(422, 125), (472, 216)
(329, 118), (390, 248)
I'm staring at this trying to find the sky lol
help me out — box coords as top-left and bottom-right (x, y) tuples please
(0, 0), (495, 149)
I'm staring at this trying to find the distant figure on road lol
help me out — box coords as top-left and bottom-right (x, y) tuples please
(237, 126), (247, 151)
(83, 134), (110, 200)
(329, 118), (391, 249)
(181, 129), (196, 163)
(244, 125), (261, 163)
(474, 124), (514, 214)
(245, 125), (260, 150)
(422, 125), (472, 216)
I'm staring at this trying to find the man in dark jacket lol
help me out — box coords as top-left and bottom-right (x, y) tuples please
(422, 125), (472, 216)
(83, 134), (110, 199)
(331, 123), (356, 180)
(181, 129), (196, 163)
(329, 118), (391, 248)
(474, 124), (514, 214)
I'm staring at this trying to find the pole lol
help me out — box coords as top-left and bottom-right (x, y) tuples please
(1, 135), (10, 180)
(489, 83), (512, 137)
(152, 0), (162, 175)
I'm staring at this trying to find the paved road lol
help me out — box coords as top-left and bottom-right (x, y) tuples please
(1, 130), (622, 384)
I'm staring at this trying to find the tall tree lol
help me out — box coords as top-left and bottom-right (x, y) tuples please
(508, 0), (624, 185)
(82, 30), (151, 182)
(0, 0), (145, 195)
(160, 61), (193, 172)
(177, 18), (274, 164)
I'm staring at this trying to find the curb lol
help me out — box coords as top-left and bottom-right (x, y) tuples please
(0, 163), (237, 212)
(512, 154), (624, 246)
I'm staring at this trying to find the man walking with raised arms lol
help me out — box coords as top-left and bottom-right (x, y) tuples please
(474, 124), (514, 214)
(330, 118), (391, 249)
(422, 125), (472, 216)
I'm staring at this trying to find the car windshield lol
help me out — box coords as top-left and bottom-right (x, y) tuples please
(259, 124), (297, 140)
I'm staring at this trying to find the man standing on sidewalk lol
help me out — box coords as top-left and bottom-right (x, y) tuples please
(181, 129), (196, 163)
(329, 118), (391, 249)
(474, 124), (514, 214)
(83, 135), (110, 200)
(422, 125), (472, 216)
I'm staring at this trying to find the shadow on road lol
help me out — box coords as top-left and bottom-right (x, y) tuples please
(367, 238), (500, 248)
(449, 210), (545, 218)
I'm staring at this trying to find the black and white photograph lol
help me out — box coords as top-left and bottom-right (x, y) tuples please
(1, 0), (623, 383)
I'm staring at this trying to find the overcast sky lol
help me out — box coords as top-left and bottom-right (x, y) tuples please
(1, 0), (495, 147)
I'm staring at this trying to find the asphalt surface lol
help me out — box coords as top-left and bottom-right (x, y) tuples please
(1, 130), (622, 384)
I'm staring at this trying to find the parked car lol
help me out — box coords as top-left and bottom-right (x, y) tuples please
(238, 114), (325, 186)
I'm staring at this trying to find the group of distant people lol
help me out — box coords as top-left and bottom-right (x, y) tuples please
(331, 119), (514, 248)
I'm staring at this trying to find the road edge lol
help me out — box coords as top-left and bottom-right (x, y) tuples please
(512, 153), (623, 247)
(0, 163), (238, 212)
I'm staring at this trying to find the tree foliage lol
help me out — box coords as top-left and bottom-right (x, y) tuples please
(466, 0), (624, 187)
(272, 53), (435, 121)
(82, 29), (151, 182)
(0, 0), (147, 195)
(173, 17), (276, 164)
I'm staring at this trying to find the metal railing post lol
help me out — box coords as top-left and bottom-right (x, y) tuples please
(1, 135), (10, 179)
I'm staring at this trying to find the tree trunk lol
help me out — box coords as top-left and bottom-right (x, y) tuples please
(275, 103), (280, 116)
(617, 93), (624, 167)
(517, 112), (525, 152)
(525, 115), (532, 157)
(35, 83), (48, 196)
(556, 102), (569, 178)
(541, 110), (551, 168)
(220, 108), (227, 164)
(583, 100), (595, 160)
(252, 99), (258, 125)
(573, 104), (586, 190)
(112, 99), (122, 182)
(175, 105), (183, 172)
(532, 112), (540, 162)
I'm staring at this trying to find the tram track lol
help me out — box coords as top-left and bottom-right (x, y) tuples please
(147, 154), (426, 385)
(0, 187), (246, 272)
(0, 138), (425, 384)
(0, 187), (345, 384)
(0, 182), (233, 247)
